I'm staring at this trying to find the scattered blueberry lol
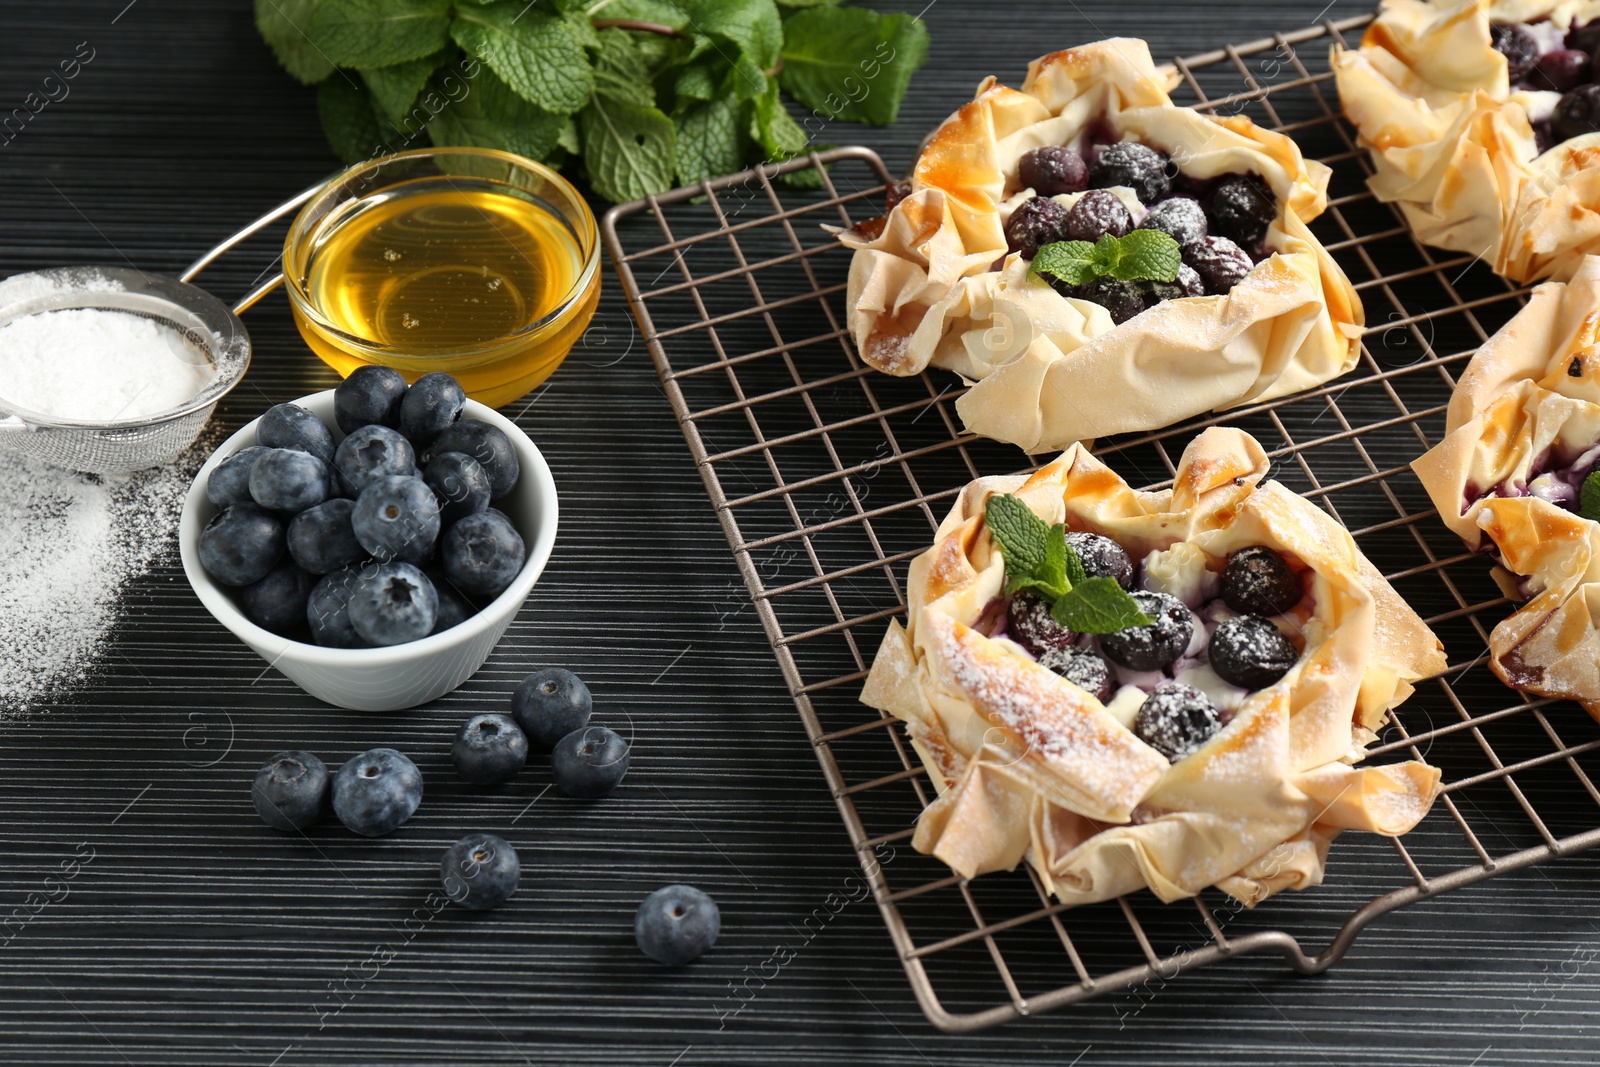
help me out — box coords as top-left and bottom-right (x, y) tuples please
(550, 725), (631, 798)
(306, 565), (370, 648)
(1037, 645), (1115, 702)
(400, 371), (467, 446)
(351, 475), (441, 564)
(1006, 590), (1076, 656)
(348, 562), (438, 646)
(1134, 682), (1221, 761)
(1184, 235), (1255, 294)
(635, 885), (720, 967)
(1553, 85), (1600, 143)
(1088, 141), (1171, 203)
(1099, 590), (1193, 671)
(1570, 22), (1600, 56)
(1207, 176), (1276, 246)
(1494, 23), (1540, 82)
(199, 502), (285, 587)
(423, 451), (492, 525)
(423, 421), (519, 500)
(440, 833), (520, 910)
(207, 446), (268, 508)
(429, 570), (475, 634)
(1209, 614), (1299, 689)
(1078, 275), (1146, 324)
(1065, 531), (1134, 589)
(251, 750), (329, 831)
(1532, 48), (1592, 93)
(332, 747), (423, 837)
(512, 668), (593, 747)
(1004, 196), (1072, 259)
(257, 402), (336, 465)
(335, 425), (417, 496)
(1138, 197), (1207, 247)
(287, 498), (366, 575)
(452, 713), (529, 785)
(249, 448), (332, 514)
(1221, 545), (1303, 616)
(334, 365), (409, 434)
(1019, 145), (1088, 196)
(1066, 189), (1132, 243)
(441, 509), (525, 599)
(1173, 263), (1205, 298)
(240, 558), (315, 635)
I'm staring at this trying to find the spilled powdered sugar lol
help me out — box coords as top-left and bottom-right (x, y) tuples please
(0, 442), (207, 713)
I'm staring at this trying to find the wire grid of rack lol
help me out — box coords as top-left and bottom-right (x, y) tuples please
(600, 14), (1600, 1033)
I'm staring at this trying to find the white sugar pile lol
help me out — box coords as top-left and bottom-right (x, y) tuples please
(0, 443), (202, 713)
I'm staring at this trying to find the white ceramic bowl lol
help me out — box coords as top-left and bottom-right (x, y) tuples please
(178, 390), (557, 711)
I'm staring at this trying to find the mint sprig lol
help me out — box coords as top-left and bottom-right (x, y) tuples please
(1581, 470), (1600, 522)
(983, 494), (1152, 635)
(1029, 229), (1182, 288)
(254, 0), (931, 203)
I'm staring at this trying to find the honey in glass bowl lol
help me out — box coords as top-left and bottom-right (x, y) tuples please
(284, 148), (600, 408)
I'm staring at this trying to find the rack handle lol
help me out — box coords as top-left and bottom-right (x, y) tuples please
(180, 178), (328, 315)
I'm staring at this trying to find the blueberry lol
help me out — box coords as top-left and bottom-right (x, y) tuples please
(635, 885), (720, 967)
(452, 713), (529, 785)
(1004, 196), (1072, 259)
(441, 509), (525, 599)
(1494, 23), (1540, 82)
(1037, 646), (1115, 702)
(512, 667), (593, 747)
(240, 558), (315, 635)
(334, 365), (408, 434)
(429, 569), (475, 634)
(1553, 85), (1600, 143)
(352, 475), (441, 565)
(199, 502), (285, 587)
(885, 180), (912, 213)
(1221, 545), (1302, 615)
(1099, 590), (1192, 671)
(550, 725), (630, 798)
(400, 372), (467, 446)
(207, 446), (268, 508)
(422, 421), (519, 500)
(1532, 48), (1591, 93)
(1006, 590), (1075, 656)
(440, 833), (520, 910)
(251, 751), (329, 831)
(332, 747), (423, 837)
(1064, 531), (1134, 588)
(257, 402), (336, 465)
(1019, 145), (1087, 196)
(1139, 197), (1207, 247)
(423, 451), (492, 525)
(1066, 189), (1132, 243)
(1184, 236), (1255, 294)
(249, 448), (333, 514)
(1088, 141), (1171, 203)
(1134, 682), (1221, 762)
(1174, 263), (1204, 297)
(348, 562), (437, 646)
(287, 498), (365, 575)
(335, 425), (417, 496)
(1209, 614), (1299, 690)
(1570, 22), (1600, 55)
(306, 565), (370, 648)
(1078, 275), (1147, 324)
(1207, 176), (1277, 246)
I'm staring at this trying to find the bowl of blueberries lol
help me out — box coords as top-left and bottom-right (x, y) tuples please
(178, 368), (558, 711)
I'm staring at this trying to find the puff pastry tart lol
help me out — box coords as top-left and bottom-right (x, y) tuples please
(861, 427), (1446, 907)
(1413, 255), (1600, 711)
(838, 39), (1363, 454)
(1334, 0), (1600, 283)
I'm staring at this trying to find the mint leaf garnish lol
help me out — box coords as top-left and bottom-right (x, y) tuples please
(1582, 470), (1600, 522)
(255, 0), (334, 85)
(985, 494), (1052, 589)
(580, 92), (678, 202)
(1108, 228), (1182, 283)
(1050, 577), (1153, 633)
(451, 4), (593, 115)
(778, 7), (930, 125)
(1031, 240), (1100, 287)
(312, 0), (452, 69)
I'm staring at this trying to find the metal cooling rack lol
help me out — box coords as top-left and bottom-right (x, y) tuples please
(599, 15), (1600, 1033)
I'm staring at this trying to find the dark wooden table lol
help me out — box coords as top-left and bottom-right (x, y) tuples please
(1, 1), (1595, 1063)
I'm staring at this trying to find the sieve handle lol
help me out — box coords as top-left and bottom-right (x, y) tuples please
(180, 178), (328, 316)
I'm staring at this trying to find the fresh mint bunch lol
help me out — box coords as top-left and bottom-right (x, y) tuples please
(1028, 229), (1182, 288)
(254, 0), (930, 203)
(984, 494), (1151, 634)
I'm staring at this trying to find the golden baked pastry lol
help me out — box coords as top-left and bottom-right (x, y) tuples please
(838, 38), (1362, 453)
(861, 427), (1446, 907)
(1334, 0), (1600, 283)
(1413, 255), (1600, 711)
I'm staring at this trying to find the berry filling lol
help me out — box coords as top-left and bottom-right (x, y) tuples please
(1493, 18), (1600, 152)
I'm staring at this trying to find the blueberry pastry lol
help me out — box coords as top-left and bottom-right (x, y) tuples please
(1335, 1), (1600, 282)
(838, 39), (1363, 452)
(861, 427), (1446, 907)
(1413, 255), (1600, 709)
